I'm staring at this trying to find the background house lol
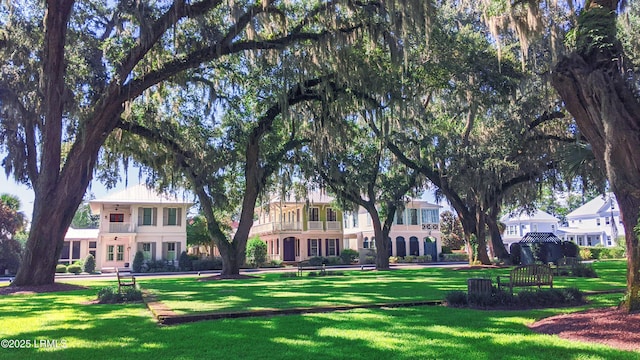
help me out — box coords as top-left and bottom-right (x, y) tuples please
(65, 184), (194, 271)
(501, 209), (560, 250)
(249, 191), (344, 262)
(558, 193), (623, 247)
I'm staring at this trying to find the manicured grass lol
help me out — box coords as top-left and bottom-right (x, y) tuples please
(141, 261), (626, 315)
(0, 260), (634, 359)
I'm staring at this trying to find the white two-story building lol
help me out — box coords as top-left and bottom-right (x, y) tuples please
(501, 209), (561, 249)
(75, 184), (193, 271)
(558, 193), (624, 247)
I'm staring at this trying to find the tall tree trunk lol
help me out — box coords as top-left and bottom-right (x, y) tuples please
(487, 203), (509, 262)
(12, 0), (78, 286)
(552, 0), (640, 311)
(367, 205), (390, 270)
(474, 210), (491, 265)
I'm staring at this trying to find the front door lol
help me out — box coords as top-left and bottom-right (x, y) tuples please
(103, 238), (130, 268)
(283, 237), (296, 261)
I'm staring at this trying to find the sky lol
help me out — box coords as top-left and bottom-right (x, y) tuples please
(0, 165), (147, 221)
(0, 155), (451, 221)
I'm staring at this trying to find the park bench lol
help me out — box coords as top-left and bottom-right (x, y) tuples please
(116, 267), (136, 292)
(552, 257), (579, 276)
(297, 262), (326, 276)
(496, 264), (553, 294)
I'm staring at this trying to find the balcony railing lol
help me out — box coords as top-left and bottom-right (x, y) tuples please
(307, 221), (323, 230)
(326, 221), (341, 230)
(250, 222), (303, 235)
(108, 222), (135, 233)
(278, 222), (302, 231)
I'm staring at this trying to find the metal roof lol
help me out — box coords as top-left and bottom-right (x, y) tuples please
(518, 232), (563, 244)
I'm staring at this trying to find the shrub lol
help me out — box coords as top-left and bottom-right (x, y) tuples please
(441, 246), (452, 254)
(448, 287), (585, 309)
(67, 264), (82, 274)
(308, 256), (325, 266)
(339, 249), (358, 264)
(404, 255), (415, 263)
(579, 247), (592, 260)
(268, 259), (283, 267)
(144, 259), (177, 272)
(389, 256), (399, 264)
(97, 287), (119, 303)
(82, 254), (96, 273)
(178, 251), (192, 271)
(132, 251), (144, 273)
(364, 255), (376, 264)
(119, 287), (143, 302)
(192, 258), (223, 271)
(562, 241), (580, 258)
(445, 291), (468, 307)
(246, 236), (267, 268)
(325, 256), (341, 265)
(55, 264), (67, 273)
(415, 255), (431, 263)
(441, 253), (468, 262)
(97, 286), (143, 304)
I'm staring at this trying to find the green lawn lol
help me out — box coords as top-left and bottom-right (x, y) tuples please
(141, 261), (626, 315)
(0, 260), (635, 359)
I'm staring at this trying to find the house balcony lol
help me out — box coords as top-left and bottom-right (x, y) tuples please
(307, 221), (323, 230)
(326, 221), (341, 231)
(107, 222), (135, 233)
(250, 222), (303, 235)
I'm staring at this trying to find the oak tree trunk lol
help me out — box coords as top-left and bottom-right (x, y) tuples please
(552, 0), (640, 312)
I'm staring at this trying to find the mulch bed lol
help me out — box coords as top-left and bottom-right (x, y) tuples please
(197, 274), (260, 281)
(529, 307), (640, 352)
(0, 283), (88, 296)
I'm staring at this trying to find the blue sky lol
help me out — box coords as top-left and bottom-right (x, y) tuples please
(0, 170), (141, 220)
(1, 164), (450, 221)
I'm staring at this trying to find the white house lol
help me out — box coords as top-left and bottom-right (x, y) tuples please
(558, 193), (623, 247)
(342, 200), (442, 260)
(62, 184), (194, 271)
(501, 209), (560, 249)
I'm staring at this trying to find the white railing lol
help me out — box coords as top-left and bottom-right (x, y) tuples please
(307, 221), (323, 230)
(326, 221), (341, 230)
(108, 222), (134, 233)
(278, 222), (302, 231)
(250, 222), (303, 235)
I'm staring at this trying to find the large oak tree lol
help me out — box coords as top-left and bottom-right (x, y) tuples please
(0, 0), (388, 285)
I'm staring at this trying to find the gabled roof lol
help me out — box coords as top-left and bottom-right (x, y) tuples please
(500, 209), (559, 223)
(519, 232), (562, 244)
(89, 184), (193, 212)
(567, 193), (618, 218)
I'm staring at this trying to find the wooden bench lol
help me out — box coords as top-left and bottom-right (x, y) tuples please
(116, 268), (136, 292)
(497, 264), (553, 294)
(297, 262), (326, 276)
(553, 257), (579, 275)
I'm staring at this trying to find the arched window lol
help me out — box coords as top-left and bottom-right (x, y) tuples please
(409, 236), (419, 256)
(395, 236), (406, 257)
